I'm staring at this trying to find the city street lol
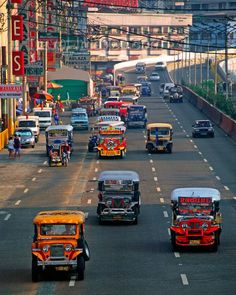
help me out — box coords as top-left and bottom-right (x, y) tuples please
(0, 68), (236, 295)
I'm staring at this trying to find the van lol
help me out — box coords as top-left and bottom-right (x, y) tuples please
(17, 116), (40, 142)
(71, 108), (89, 129)
(33, 107), (52, 129)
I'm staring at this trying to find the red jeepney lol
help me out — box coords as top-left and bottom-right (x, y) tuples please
(170, 187), (222, 251)
(97, 125), (126, 159)
(104, 101), (128, 121)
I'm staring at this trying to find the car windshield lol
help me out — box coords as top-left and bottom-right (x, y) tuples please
(15, 130), (32, 136)
(195, 121), (211, 127)
(151, 73), (158, 76)
(34, 111), (51, 117)
(19, 121), (36, 127)
(150, 128), (170, 136)
(40, 224), (76, 236)
(103, 179), (133, 192)
(72, 113), (86, 117)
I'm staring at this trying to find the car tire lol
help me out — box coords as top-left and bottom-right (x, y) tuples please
(78, 238), (90, 261)
(32, 255), (41, 282)
(192, 133), (196, 138)
(147, 144), (153, 153)
(171, 232), (179, 252)
(120, 150), (126, 159)
(167, 145), (172, 154)
(77, 256), (85, 281)
(32, 144), (35, 148)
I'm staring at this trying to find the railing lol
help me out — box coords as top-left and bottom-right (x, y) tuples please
(0, 129), (9, 150)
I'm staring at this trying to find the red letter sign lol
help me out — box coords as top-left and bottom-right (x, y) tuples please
(12, 51), (24, 76)
(11, 0), (23, 4)
(12, 15), (23, 41)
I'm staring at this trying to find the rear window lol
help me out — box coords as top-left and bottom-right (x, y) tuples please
(34, 111), (51, 117)
(19, 121), (36, 127)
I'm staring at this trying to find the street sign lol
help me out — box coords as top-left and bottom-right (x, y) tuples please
(24, 61), (44, 76)
(0, 84), (23, 99)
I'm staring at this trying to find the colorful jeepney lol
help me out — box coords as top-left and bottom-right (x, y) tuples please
(126, 105), (147, 128)
(170, 188), (222, 251)
(97, 125), (126, 158)
(97, 170), (141, 224)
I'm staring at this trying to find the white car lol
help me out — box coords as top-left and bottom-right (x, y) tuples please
(149, 72), (160, 81)
(155, 61), (166, 70)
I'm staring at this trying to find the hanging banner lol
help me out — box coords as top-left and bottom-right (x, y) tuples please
(12, 15), (23, 41)
(12, 51), (25, 76)
(11, 0), (23, 3)
(0, 84), (23, 99)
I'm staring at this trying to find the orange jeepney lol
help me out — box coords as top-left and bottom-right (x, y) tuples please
(31, 210), (90, 282)
(97, 125), (127, 158)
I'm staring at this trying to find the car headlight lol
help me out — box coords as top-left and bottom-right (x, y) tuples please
(202, 223), (209, 229)
(208, 128), (213, 131)
(195, 129), (200, 132)
(181, 223), (189, 229)
(42, 245), (50, 252)
(65, 244), (73, 252)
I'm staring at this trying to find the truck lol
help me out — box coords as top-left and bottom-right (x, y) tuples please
(33, 107), (52, 129)
(17, 115), (40, 142)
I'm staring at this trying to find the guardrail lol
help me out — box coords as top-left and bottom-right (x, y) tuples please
(183, 86), (236, 141)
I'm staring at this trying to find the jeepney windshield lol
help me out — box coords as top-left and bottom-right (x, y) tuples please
(40, 224), (76, 236)
(72, 113), (87, 117)
(19, 120), (36, 127)
(103, 179), (133, 192)
(150, 128), (170, 136)
(34, 111), (51, 117)
(48, 130), (68, 137)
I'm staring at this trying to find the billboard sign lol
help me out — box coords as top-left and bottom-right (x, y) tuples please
(0, 84), (23, 99)
(84, 0), (138, 7)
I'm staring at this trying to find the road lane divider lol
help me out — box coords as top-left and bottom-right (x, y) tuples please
(87, 199), (92, 204)
(224, 186), (229, 191)
(24, 188), (29, 193)
(167, 228), (171, 236)
(38, 169), (42, 173)
(150, 159), (153, 163)
(160, 198), (164, 203)
(15, 200), (21, 206)
(233, 197), (236, 200)
(152, 167), (156, 172)
(163, 211), (168, 218)
(156, 187), (161, 192)
(32, 177), (36, 181)
(180, 274), (189, 286)
(93, 177), (97, 181)
(96, 160), (99, 164)
(194, 145), (198, 149)
(69, 276), (76, 287)
(95, 168), (98, 172)
(174, 252), (180, 258)
(209, 166), (213, 171)
(4, 213), (11, 221)
(203, 159), (208, 162)
(216, 176), (220, 180)
(43, 161), (47, 165)
(189, 139), (193, 143)
(198, 151), (202, 155)
(154, 177), (158, 181)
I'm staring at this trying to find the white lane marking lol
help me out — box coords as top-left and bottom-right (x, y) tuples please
(85, 212), (89, 219)
(174, 252), (180, 258)
(38, 169), (42, 173)
(152, 167), (156, 172)
(180, 125), (183, 129)
(177, 121), (180, 124)
(93, 177), (97, 181)
(203, 159), (208, 162)
(95, 168), (98, 172)
(142, 130), (145, 134)
(24, 188), (29, 193)
(144, 135), (147, 138)
(32, 177), (36, 181)
(154, 177), (158, 181)
(198, 151), (202, 155)
(209, 166), (213, 171)
(180, 274), (189, 286)
(189, 139), (193, 143)
(233, 197), (236, 200)
(160, 197), (164, 203)
(148, 153), (151, 156)
(183, 129), (186, 133)
(186, 134), (190, 138)
(194, 145), (198, 149)
(175, 118), (178, 121)
(96, 160), (99, 164)
(15, 200), (21, 206)
(90, 188), (94, 191)
(156, 187), (161, 192)
(167, 228), (171, 236)
(43, 161), (47, 165)
(224, 186), (229, 191)
(216, 176), (220, 180)
(150, 159), (153, 163)
(4, 214), (11, 221)
(69, 276), (76, 287)
(163, 211), (169, 218)
(87, 199), (92, 204)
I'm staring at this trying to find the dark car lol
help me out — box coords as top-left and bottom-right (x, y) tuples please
(141, 82), (152, 96)
(14, 128), (36, 148)
(192, 120), (215, 138)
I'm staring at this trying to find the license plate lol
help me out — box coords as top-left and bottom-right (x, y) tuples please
(157, 146), (164, 150)
(113, 215), (122, 220)
(103, 151), (120, 156)
(190, 240), (200, 245)
(55, 266), (69, 271)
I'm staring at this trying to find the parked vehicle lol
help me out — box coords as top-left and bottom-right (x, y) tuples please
(33, 107), (52, 129)
(145, 123), (173, 153)
(14, 128), (35, 148)
(97, 125), (127, 158)
(192, 120), (215, 138)
(31, 210), (90, 282)
(45, 125), (73, 155)
(97, 170), (141, 224)
(126, 105), (147, 128)
(70, 108), (89, 130)
(170, 187), (222, 251)
(17, 115), (40, 142)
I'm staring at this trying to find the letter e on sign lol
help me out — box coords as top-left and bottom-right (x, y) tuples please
(12, 51), (24, 76)
(12, 15), (23, 41)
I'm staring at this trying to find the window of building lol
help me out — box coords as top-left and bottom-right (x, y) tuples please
(129, 27), (142, 35)
(101, 39), (108, 49)
(201, 4), (209, 10)
(109, 40), (121, 49)
(130, 40), (142, 49)
(120, 26), (128, 35)
(90, 40), (100, 50)
(229, 2), (236, 7)
(191, 4), (200, 10)
(100, 26), (108, 35)
(163, 27), (169, 34)
(162, 41), (168, 49)
(143, 27), (149, 35)
(150, 41), (161, 50)
(108, 27), (120, 35)
(219, 3), (226, 9)
(150, 26), (162, 34)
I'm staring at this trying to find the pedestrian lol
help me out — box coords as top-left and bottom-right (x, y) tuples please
(14, 134), (21, 158)
(54, 112), (59, 125)
(7, 136), (15, 158)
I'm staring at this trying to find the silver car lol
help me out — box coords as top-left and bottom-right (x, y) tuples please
(14, 128), (36, 148)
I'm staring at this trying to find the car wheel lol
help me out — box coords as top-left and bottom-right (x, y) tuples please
(171, 232), (179, 252)
(32, 255), (41, 282)
(78, 238), (90, 261)
(133, 216), (138, 225)
(211, 133), (215, 138)
(77, 256), (85, 281)
(147, 144), (153, 153)
(120, 150), (126, 159)
(192, 133), (196, 138)
(32, 144), (35, 148)
(167, 145), (172, 154)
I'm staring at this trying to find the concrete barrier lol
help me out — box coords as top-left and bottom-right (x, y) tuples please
(0, 129), (9, 150)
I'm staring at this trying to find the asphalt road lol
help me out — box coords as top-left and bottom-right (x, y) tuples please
(0, 67), (236, 295)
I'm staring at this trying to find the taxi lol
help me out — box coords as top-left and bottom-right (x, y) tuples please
(170, 188), (222, 251)
(97, 125), (126, 158)
(31, 210), (90, 282)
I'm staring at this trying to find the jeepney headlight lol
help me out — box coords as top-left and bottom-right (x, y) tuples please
(202, 223), (209, 229)
(208, 128), (213, 131)
(42, 245), (50, 252)
(65, 244), (73, 252)
(106, 200), (112, 206)
(181, 223), (189, 229)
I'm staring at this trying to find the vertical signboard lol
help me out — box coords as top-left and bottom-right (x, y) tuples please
(12, 51), (24, 76)
(11, 15), (23, 41)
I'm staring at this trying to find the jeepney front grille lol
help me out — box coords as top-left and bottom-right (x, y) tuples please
(187, 229), (203, 236)
(189, 222), (201, 229)
(50, 244), (64, 258)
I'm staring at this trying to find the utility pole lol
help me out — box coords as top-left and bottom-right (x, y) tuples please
(224, 17), (229, 100)
(194, 45), (197, 86)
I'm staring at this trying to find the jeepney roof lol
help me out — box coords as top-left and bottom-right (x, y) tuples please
(98, 170), (140, 182)
(17, 115), (39, 121)
(72, 108), (87, 113)
(147, 123), (172, 129)
(33, 210), (85, 224)
(45, 125), (73, 132)
(171, 188), (221, 202)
